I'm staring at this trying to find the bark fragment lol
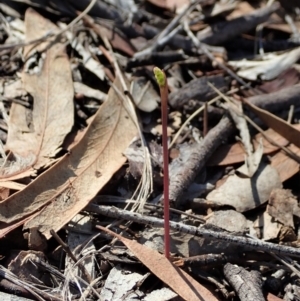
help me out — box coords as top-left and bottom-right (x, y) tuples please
(168, 74), (229, 108)
(224, 263), (265, 301)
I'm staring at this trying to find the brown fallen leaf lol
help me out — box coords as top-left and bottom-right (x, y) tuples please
(267, 189), (300, 229)
(208, 124), (300, 166)
(206, 162), (282, 212)
(97, 225), (218, 301)
(244, 98), (300, 148)
(0, 75), (137, 240)
(1, 8), (74, 179)
(271, 144), (300, 182)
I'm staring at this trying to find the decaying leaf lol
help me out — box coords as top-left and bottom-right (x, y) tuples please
(0, 75), (137, 241)
(2, 9), (74, 179)
(267, 189), (300, 229)
(97, 225), (218, 301)
(229, 47), (300, 81)
(270, 144), (300, 182)
(206, 162), (282, 212)
(244, 99), (300, 148)
(208, 125), (300, 166)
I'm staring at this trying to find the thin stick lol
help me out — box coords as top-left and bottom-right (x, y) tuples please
(203, 102), (208, 137)
(87, 205), (300, 258)
(153, 67), (170, 259)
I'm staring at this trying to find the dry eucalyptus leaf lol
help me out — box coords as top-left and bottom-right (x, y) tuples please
(267, 189), (300, 229)
(3, 8), (74, 179)
(23, 77), (137, 240)
(209, 125), (300, 166)
(98, 225), (218, 301)
(206, 162), (282, 212)
(0, 76), (137, 241)
(270, 144), (300, 182)
(244, 99), (300, 148)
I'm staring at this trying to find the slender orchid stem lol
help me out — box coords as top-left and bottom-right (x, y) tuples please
(153, 67), (170, 259)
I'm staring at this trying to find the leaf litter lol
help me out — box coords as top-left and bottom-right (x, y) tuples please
(0, 71), (137, 236)
(0, 0), (300, 300)
(97, 225), (218, 301)
(1, 9), (74, 179)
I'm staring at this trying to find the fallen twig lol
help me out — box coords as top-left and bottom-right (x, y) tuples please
(86, 205), (300, 258)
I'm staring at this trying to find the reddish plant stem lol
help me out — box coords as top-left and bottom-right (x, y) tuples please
(160, 80), (170, 259)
